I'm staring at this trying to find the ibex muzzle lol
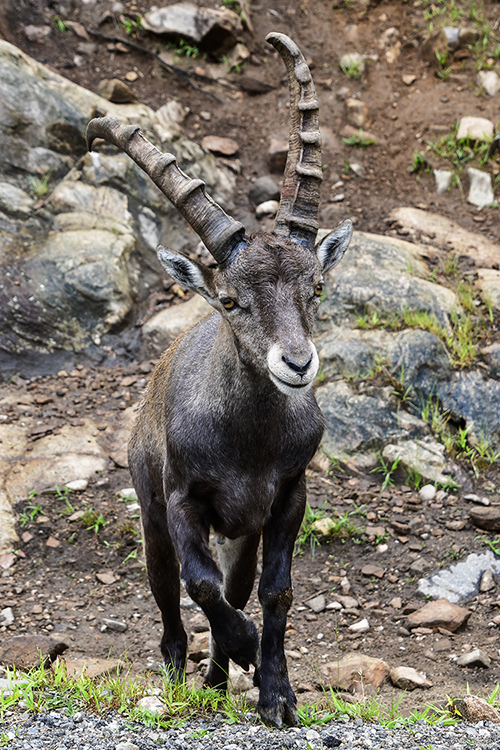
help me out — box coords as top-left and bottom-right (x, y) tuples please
(86, 32), (352, 728)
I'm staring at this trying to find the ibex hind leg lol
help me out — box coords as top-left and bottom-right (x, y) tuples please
(129, 455), (187, 679)
(204, 533), (260, 691)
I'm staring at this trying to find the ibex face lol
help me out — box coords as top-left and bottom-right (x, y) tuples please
(86, 32), (353, 730)
(157, 227), (350, 395)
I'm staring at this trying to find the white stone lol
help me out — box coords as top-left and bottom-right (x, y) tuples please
(467, 168), (494, 208)
(256, 200), (279, 218)
(339, 52), (365, 76)
(478, 70), (500, 97)
(118, 488), (138, 500)
(433, 169), (453, 195)
(419, 484), (437, 502)
(137, 695), (166, 716)
(65, 479), (88, 491)
(349, 618), (369, 633)
(0, 607), (14, 625)
(456, 116), (494, 142)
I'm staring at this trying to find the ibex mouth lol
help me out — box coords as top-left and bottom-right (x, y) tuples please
(269, 371), (315, 396)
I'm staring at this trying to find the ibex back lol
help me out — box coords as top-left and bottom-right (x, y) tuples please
(86, 32), (352, 728)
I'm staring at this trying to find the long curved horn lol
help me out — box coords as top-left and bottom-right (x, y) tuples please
(86, 117), (247, 267)
(266, 33), (322, 250)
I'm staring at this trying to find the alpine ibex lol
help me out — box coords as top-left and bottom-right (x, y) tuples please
(86, 33), (352, 728)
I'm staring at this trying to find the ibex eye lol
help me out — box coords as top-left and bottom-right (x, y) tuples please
(221, 297), (235, 310)
(314, 283), (323, 297)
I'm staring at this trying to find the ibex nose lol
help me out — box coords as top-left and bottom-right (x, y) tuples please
(282, 355), (312, 376)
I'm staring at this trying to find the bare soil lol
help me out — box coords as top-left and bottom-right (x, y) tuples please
(1, 0), (500, 717)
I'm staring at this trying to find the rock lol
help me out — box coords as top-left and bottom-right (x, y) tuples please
(101, 618), (128, 633)
(248, 176), (280, 205)
(419, 484), (436, 502)
(390, 666), (433, 690)
(142, 295), (213, 354)
(349, 618), (370, 633)
(339, 578), (351, 595)
(389, 597), (402, 609)
(469, 505), (500, 531)
(336, 595), (358, 609)
(478, 70), (500, 97)
(339, 52), (365, 77)
(225, 43), (250, 73)
(383, 440), (453, 485)
(0, 607), (14, 625)
(402, 74), (416, 86)
(118, 488), (138, 500)
(456, 116), (494, 142)
(189, 630), (210, 661)
(255, 200), (279, 218)
(96, 572), (118, 585)
(63, 656), (124, 679)
(443, 27), (460, 48)
(228, 663), (253, 694)
(0, 182), (35, 217)
(321, 653), (390, 692)
(201, 136), (239, 156)
(0, 635), (68, 669)
(483, 343), (500, 378)
(361, 564), (385, 579)
(137, 695), (166, 715)
(311, 517), (337, 538)
(406, 599), (471, 632)
(24, 25), (51, 43)
(341, 125), (380, 145)
(346, 99), (370, 128)
(306, 594), (327, 613)
(419, 550), (500, 603)
(389, 207), (500, 270)
(457, 648), (491, 668)
(476, 269), (500, 313)
(142, 4), (242, 56)
(464, 493), (490, 506)
(453, 694), (500, 723)
(97, 78), (137, 103)
(65, 479), (88, 491)
(267, 137), (288, 172)
(480, 568), (495, 592)
(409, 558), (428, 575)
(467, 168), (494, 208)
(436, 371), (500, 449)
(154, 100), (190, 142)
(433, 169), (452, 195)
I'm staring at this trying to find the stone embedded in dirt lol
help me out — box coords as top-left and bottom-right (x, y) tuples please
(419, 484), (436, 502)
(189, 630), (210, 662)
(476, 269), (500, 314)
(480, 568), (495, 592)
(119, 487), (138, 500)
(248, 175), (280, 205)
(361, 564), (385, 579)
(340, 124), (379, 144)
(464, 493), (490, 505)
(389, 597), (402, 609)
(255, 199), (279, 218)
(321, 652), (390, 692)
(336, 594), (358, 609)
(453, 694), (500, 724)
(326, 601), (342, 610)
(268, 137), (288, 172)
(0, 607), (14, 625)
(409, 558), (428, 575)
(67, 510), (85, 522)
(406, 599), (471, 632)
(137, 695), (166, 716)
(101, 618), (127, 632)
(457, 116), (494, 142)
(306, 594), (327, 613)
(65, 479), (88, 491)
(24, 24), (52, 43)
(349, 618), (369, 633)
(229, 663), (253, 694)
(346, 98), (370, 129)
(401, 74), (416, 86)
(390, 666), (433, 690)
(0, 552), (16, 570)
(433, 169), (452, 196)
(97, 78), (137, 103)
(383, 440), (452, 486)
(0, 635), (68, 669)
(420, 29), (448, 64)
(142, 4), (242, 57)
(468, 505), (500, 531)
(201, 135), (239, 157)
(154, 100), (190, 142)
(95, 571), (118, 585)
(478, 70), (500, 97)
(46, 536), (60, 548)
(467, 167), (494, 208)
(311, 517), (337, 538)
(116, 743), (140, 750)
(340, 577), (351, 595)
(457, 648), (491, 668)
(63, 656), (124, 679)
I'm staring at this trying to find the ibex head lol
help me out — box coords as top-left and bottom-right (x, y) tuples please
(86, 33), (352, 395)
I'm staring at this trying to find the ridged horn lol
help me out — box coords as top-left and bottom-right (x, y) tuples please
(86, 117), (247, 267)
(266, 33), (322, 250)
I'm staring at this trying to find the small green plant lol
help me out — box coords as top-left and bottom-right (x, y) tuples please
(340, 59), (362, 79)
(80, 507), (107, 534)
(29, 171), (53, 198)
(371, 455), (401, 490)
(406, 467), (424, 490)
(410, 151), (431, 173)
(19, 503), (43, 527)
(52, 15), (68, 32)
(476, 534), (500, 555)
(168, 38), (201, 58)
(343, 129), (375, 148)
(120, 15), (142, 35)
(295, 502), (327, 555)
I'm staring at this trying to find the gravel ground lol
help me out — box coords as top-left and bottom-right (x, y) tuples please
(3, 710), (500, 750)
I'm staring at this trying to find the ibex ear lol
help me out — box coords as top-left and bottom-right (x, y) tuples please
(315, 219), (353, 273)
(157, 245), (216, 302)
